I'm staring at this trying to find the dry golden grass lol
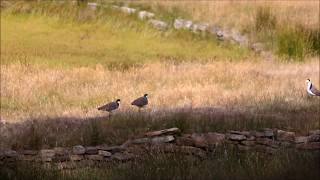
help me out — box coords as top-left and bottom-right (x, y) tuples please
(141, 0), (319, 30)
(1, 59), (319, 122)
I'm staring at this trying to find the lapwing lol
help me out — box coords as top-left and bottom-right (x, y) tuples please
(131, 94), (148, 112)
(306, 79), (320, 96)
(98, 99), (121, 117)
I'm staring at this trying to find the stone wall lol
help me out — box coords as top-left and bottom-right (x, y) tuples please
(1, 128), (319, 170)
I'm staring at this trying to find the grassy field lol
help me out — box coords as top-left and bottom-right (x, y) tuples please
(0, 1), (320, 179)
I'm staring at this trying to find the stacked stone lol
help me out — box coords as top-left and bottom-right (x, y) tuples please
(1, 128), (319, 169)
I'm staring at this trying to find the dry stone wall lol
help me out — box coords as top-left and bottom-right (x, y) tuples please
(1, 128), (319, 170)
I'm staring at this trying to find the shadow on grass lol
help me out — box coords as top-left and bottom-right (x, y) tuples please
(1, 105), (319, 150)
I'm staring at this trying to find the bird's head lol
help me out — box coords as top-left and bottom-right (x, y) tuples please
(144, 94), (148, 98)
(116, 99), (121, 103)
(306, 79), (311, 83)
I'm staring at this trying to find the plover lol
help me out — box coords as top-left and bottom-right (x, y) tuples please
(306, 79), (320, 96)
(98, 99), (121, 117)
(131, 94), (148, 112)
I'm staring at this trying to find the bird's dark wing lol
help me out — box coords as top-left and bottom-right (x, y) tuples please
(98, 102), (118, 111)
(131, 97), (148, 107)
(311, 85), (320, 96)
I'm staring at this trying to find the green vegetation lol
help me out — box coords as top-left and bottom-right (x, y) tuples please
(1, 2), (248, 70)
(253, 6), (319, 61)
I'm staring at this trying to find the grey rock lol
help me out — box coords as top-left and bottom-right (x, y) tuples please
(228, 134), (246, 141)
(191, 133), (208, 148)
(263, 128), (274, 138)
(73, 145), (86, 155)
(295, 136), (308, 144)
(231, 31), (248, 46)
(98, 150), (112, 157)
(174, 18), (193, 30)
(148, 19), (168, 30)
(40, 149), (55, 162)
(277, 130), (295, 142)
(205, 132), (225, 145)
(138, 11), (155, 20)
(192, 23), (209, 33)
(54, 147), (68, 156)
(308, 134), (320, 142)
(151, 135), (175, 143)
(4, 150), (17, 158)
(120, 6), (136, 14)
(70, 155), (83, 161)
(145, 127), (180, 137)
(85, 146), (98, 155)
(229, 130), (250, 137)
(87, 2), (98, 10)
(97, 145), (125, 153)
(133, 135), (175, 144)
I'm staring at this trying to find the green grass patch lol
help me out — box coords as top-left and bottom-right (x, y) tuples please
(1, 2), (249, 70)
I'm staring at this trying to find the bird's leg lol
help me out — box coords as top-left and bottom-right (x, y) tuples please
(109, 112), (112, 119)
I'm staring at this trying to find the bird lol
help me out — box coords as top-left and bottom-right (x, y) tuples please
(131, 94), (148, 112)
(97, 99), (121, 117)
(306, 79), (320, 96)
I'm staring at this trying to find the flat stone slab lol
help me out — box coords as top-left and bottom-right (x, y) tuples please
(145, 127), (180, 137)
(73, 145), (86, 155)
(228, 134), (246, 141)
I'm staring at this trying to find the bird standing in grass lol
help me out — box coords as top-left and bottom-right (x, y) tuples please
(306, 79), (320, 96)
(131, 94), (148, 112)
(98, 99), (121, 118)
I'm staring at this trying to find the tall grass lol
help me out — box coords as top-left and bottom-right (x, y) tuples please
(1, 149), (319, 180)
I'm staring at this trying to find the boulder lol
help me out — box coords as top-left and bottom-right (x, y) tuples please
(40, 149), (55, 162)
(120, 7), (136, 14)
(133, 135), (175, 144)
(151, 135), (175, 143)
(4, 150), (18, 158)
(295, 136), (308, 144)
(85, 146), (98, 155)
(176, 135), (194, 146)
(174, 19), (193, 30)
(229, 130), (250, 136)
(308, 134), (320, 142)
(148, 19), (168, 30)
(138, 11), (155, 20)
(192, 23), (209, 33)
(191, 133), (208, 148)
(97, 145), (125, 153)
(145, 127), (180, 137)
(73, 145), (86, 155)
(205, 132), (225, 145)
(228, 134), (246, 141)
(98, 150), (112, 157)
(277, 130), (295, 142)
(87, 2), (98, 10)
(54, 147), (68, 156)
(70, 155), (83, 161)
